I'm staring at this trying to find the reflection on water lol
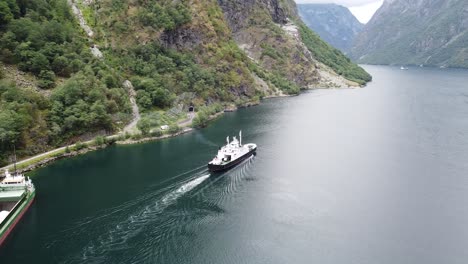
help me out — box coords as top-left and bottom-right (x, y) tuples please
(2, 66), (468, 264)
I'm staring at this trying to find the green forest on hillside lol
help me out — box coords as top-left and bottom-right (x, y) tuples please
(298, 24), (371, 85)
(85, 0), (265, 103)
(0, 0), (131, 165)
(0, 0), (370, 166)
(0, 0), (260, 165)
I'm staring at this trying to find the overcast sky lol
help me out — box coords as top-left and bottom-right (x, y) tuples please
(295, 0), (384, 23)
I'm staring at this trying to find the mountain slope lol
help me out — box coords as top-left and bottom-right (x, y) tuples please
(351, 0), (468, 68)
(298, 4), (363, 53)
(217, 0), (370, 87)
(0, 0), (370, 166)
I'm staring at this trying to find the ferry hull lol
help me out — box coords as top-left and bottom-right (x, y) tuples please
(208, 147), (257, 172)
(0, 191), (35, 247)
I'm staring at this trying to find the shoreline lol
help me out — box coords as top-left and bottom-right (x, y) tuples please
(0, 86), (356, 176)
(0, 110), (225, 175)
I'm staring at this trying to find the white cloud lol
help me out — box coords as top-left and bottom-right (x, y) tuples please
(295, 0), (380, 7)
(295, 0), (384, 24)
(348, 0), (383, 23)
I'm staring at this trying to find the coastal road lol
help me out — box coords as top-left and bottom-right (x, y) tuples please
(0, 140), (92, 172)
(0, 135), (120, 172)
(178, 112), (196, 127)
(0, 112), (196, 172)
(0, 146), (69, 172)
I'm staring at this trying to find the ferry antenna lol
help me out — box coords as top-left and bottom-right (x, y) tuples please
(239, 130), (242, 146)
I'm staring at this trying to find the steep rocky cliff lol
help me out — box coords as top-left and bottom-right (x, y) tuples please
(216, 0), (370, 88)
(81, 0), (369, 97)
(218, 0), (319, 89)
(350, 0), (468, 68)
(298, 4), (363, 53)
(0, 0), (370, 165)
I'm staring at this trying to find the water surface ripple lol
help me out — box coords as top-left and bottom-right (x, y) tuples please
(1, 66), (468, 264)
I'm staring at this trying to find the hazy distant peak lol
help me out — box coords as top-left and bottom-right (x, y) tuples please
(350, 0), (468, 68)
(298, 3), (363, 52)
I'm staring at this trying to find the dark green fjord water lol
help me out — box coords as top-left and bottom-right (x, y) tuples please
(2, 65), (468, 263)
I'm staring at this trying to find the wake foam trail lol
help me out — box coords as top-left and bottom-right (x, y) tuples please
(190, 155), (255, 198)
(78, 174), (210, 261)
(162, 174), (209, 203)
(56, 166), (208, 236)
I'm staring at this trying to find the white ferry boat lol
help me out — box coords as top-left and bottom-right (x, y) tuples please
(208, 131), (257, 172)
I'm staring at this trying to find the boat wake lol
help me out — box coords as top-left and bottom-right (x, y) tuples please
(161, 174), (209, 204)
(63, 169), (210, 263)
(59, 154), (257, 263)
(191, 155), (256, 199)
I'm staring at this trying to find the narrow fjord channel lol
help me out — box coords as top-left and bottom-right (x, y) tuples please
(1, 66), (468, 263)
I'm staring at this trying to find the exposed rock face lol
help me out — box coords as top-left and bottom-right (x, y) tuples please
(350, 0), (468, 68)
(90, 45), (103, 58)
(298, 4), (363, 53)
(160, 27), (204, 50)
(217, 0), (346, 88)
(70, 0), (368, 102)
(68, 0), (94, 37)
(0, 0), (370, 166)
(217, 0), (289, 32)
(93, 0), (367, 93)
(122, 80), (141, 134)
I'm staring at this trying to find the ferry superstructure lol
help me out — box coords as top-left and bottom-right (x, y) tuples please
(208, 131), (257, 172)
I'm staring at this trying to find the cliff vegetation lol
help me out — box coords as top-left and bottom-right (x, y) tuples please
(0, 0), (370, 166)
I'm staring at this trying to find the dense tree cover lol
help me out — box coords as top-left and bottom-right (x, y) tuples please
(138, 1), (191, 31)
(96, 0), (260, 104)
(86, 0), (294, 102)
(0, 66), (130, 166)
(298, 24), (371, 85)
(136, 118), (151, 135)
(125, 43), (209, 110)
(116, 42), (255, 110)
(192, 103), (223, 128)
(0, 0), (371, 166)
(0, 81), (49, 165)
(0, 0), (91, 86)
(0, 0), (131, 164)
(49, 66), (130, 141)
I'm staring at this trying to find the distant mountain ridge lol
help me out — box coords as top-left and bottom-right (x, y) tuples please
(298, 3), (363, 53)
(350, 0), (468, 68)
